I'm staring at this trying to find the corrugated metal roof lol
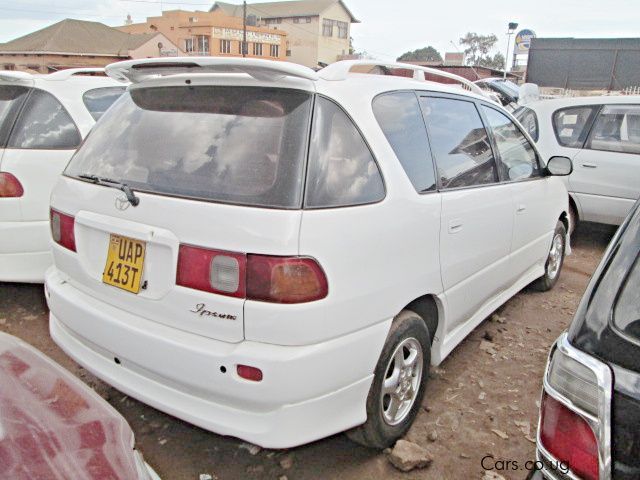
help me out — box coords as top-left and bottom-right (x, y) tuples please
(0, 18), (160, 56)
(211, 0), (359, 22)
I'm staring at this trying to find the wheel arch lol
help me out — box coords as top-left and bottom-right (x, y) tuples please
(403, 294), (441, 345)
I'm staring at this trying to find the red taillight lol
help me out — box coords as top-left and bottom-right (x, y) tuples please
(176, 245), (246, 298)
(540, 392), (599, 480)
(176, 246), (328, 304)
(50, 209), (76, 252)
(246, 255), (328, 304)
(237, 365), (263, 382)
(0, 172), (24, 198)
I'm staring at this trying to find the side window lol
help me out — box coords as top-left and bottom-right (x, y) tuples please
(482, 106), (542, 181)
(372, 92), (436, 193)
(7, 89), (81, 149)
(0, 85), (29, 147)
(82, 87), (126, 121)
(513, 106), (539, 142)
(552, 106), (598, 148)
(587, 105), (640, 155)
(420, 96), (498, 189)
(305, 97), (385, 208)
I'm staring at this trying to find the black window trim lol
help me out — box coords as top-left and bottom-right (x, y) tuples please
(5, 86), (82, 151)
(416, 91), (503, 193)
(479, 102), (546, 185)
(81, 86), (127, 121)
(584, 103), (640, 156)
(301, 93), (387, 210)
(552, 104), (602, 150)
(610, 239), (640, 349)
(371, 89), (438, 196)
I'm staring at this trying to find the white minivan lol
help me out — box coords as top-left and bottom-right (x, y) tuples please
(515, 96), (640, 228)
(45, 58), (572, 449)
(0, 69), (125, 282)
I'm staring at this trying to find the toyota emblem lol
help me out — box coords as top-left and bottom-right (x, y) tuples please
(115, 195), (131, 211)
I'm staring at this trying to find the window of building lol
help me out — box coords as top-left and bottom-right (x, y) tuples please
(337, 21), (348, 39)
(197, 35), (209, 54)
(253, 43), (263, 56)
(270, 44), (279, 57)
(188, 16), (198, 22)
(238, 41), (244, 55)
(8, 89), (81, 150)
(293, 17), (300, 23)
(587, 105), (640, 155)
(293, 17), (310, 24)
(322, 19), (334, 36)
(185, 38), (194, 53)
(220, 39), (231, 54)
(482, 106), (541, 181)
(305, 97), (385, 208)
(420, 97), (498, 189)
(372, 92), (436, 193)
(552, 106), (599, 148)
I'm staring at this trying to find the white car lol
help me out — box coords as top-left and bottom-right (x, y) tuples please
(45, 58), (571, 449)
(514, 96), (640, 228)
(0, 69), (125, 283)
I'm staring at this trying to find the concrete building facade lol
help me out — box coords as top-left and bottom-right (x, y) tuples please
(210, 0), (359, 68)
(118, 10), (287, 61)
(0, 19), (180, 73)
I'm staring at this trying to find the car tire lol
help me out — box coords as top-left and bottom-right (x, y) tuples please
(530, 220), (566, 292)
(346, 310), (430, 449)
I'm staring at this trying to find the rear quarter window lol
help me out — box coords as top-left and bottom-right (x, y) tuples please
(513, 106), (539, 142)
(82, 87), (126, 121)
(304, 96), (385, 208)
(0, 85), (29, 147)
(614, 253), (640, 341)
(552, 105), (599, 148)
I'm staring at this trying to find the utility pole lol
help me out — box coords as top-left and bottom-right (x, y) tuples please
(504, 22), (518, 80)
(242, 1), (247, 57)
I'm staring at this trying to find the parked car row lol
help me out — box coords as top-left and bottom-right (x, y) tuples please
(0, 58), (638, 479)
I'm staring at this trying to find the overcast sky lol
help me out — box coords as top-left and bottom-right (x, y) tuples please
(1, 0), (639, 62)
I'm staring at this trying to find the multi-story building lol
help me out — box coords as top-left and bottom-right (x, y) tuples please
(118, 10), (287, 61)
(0, 19), (180, 73)
(210, 0), (359, 68)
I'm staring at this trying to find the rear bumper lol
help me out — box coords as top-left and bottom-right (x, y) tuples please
(0, 220), (51, 282)
(46, 267), (389, 448)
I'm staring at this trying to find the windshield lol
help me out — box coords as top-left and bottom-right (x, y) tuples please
(65, 86), (313, 209)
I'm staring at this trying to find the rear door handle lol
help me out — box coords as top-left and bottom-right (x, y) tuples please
(582, 163), (597, 169)
(516, 204), (527, 213)
(448, 220), (463, 234)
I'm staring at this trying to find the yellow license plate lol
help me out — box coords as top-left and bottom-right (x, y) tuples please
(102, 234), (146, 293)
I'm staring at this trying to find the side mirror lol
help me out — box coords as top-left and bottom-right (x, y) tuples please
(546, 156), (573, 176)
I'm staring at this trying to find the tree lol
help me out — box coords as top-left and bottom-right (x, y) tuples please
(481, 52), (505, 70)
(397, 46), (443, 63)
(459, 33), (504, 69)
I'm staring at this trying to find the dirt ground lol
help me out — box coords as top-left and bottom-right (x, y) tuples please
(0, 222), (617, 480)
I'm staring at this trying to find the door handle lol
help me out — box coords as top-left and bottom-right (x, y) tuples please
(516, 204), (527, 214)
(448, 220), (463, 234)
(582, 163), (597, 169)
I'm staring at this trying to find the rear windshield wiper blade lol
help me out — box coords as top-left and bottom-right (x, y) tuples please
(78, 174), (140, 206)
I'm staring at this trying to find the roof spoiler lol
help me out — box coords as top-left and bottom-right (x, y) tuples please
(318, 60), (489, 98)
(45, 68), (106, 80)
(0, 71), (34, 85)
(105, 57), (319, 83)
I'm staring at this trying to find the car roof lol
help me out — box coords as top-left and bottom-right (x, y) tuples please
(524, 95), (640, 111)
(105, 57), (493, 104)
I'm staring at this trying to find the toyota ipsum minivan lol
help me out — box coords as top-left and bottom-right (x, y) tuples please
(46, 58), (573, 449)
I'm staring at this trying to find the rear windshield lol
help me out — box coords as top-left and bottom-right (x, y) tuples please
(65, 86), (313, 208)
(0, 85), (29, 147)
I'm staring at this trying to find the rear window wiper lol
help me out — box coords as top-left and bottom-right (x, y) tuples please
(78, 174), (140, 206)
